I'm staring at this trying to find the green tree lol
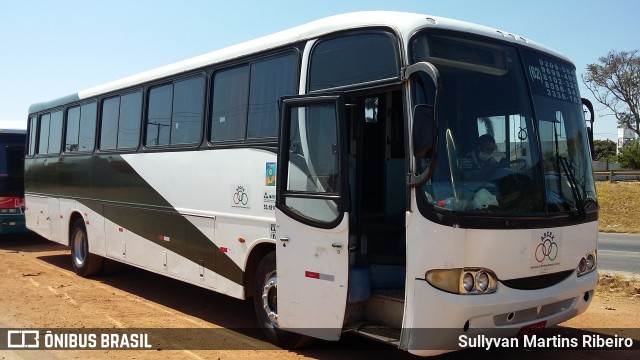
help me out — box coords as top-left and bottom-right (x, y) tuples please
(617, 140), (640, 169)
(478, 117), (495, 137)
(583, 50), (640, 137)
(593, 139), (617, 161)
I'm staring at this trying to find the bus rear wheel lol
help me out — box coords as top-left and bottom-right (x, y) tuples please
(253, 251), (313, 349)
(70, 218), (104, 277)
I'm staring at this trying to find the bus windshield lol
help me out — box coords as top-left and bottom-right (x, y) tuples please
(0, 132), (25, 198)
(0, 131), (26, 233)
(410, 33), (597, 218)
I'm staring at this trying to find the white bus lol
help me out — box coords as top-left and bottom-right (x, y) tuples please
(25, 11), (598, 355)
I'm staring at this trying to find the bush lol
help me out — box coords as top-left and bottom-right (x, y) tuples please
(617, 140), (640, 169)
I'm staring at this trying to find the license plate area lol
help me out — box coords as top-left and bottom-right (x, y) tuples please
(517, 320), (547, 338)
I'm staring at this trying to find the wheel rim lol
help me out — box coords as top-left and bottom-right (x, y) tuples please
(261, 270), (279, 327)
(72, 230), (87, 268)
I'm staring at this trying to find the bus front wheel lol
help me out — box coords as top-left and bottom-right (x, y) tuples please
(70, 218), (104, 277)
(253, 251), (313, 349)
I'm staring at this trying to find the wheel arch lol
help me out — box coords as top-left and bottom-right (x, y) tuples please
(244, 241), (276, 299)
(68, 211), (85, 241)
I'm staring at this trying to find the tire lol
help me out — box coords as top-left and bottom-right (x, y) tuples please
(253, 251), (313, 349)
(70, 218), (104, 277)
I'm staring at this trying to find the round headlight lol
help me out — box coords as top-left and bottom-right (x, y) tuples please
(578, 258), (587, 273)
(586, 254), (595, 270)
(476, 271), (489, 292)
(462, 273), (474, 292)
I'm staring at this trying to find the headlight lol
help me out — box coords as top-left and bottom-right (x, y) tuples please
(577, 250), (597, 276)
(462, 272), (474, 292)
(426, 268), (498, 295)
(476, 271), (490, 292)
(586, 253), (595, 270)
(578, 258), (587, 273)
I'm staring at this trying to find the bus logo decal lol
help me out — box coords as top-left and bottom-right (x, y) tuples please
(535, 231), (558, 263)
(530, 230), (561, 273)
(231, 185), (250, 209)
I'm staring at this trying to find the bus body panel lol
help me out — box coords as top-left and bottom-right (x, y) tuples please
(405, 217), (598, 283)
(275, 210), (349, 340)
(406, 271), (597, 355)
(48, 197), (63, 243)
(401, 200), (598, 353)
(26, 148), (277, 300)
(25, 195), (50, 239)
(83, 202), (106, 256)
(122, 149), (277, 273)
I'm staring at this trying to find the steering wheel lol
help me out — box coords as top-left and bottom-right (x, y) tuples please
(469, 159), (528, 210)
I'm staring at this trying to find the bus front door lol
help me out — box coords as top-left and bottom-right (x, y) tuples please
(275, 95), (349, 340)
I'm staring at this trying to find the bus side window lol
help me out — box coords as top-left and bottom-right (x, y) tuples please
(27, 116), (37, 156)
(147, 77), (205, 147)
(38, 113), (50, 155)
(79, 102), (97, 152)
(48, 111), (63, 155)
(308, 32), (400, 91)
(210, 66), (250, 143)
(102, 92), (142, 151)
(247, 53), (298, 139)
(65, 102), (98, 153)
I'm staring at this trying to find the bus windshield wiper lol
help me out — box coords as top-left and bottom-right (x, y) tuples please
(558, 156), (586, 219)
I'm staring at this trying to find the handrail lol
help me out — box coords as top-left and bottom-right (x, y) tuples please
(593, 169), (640, 182)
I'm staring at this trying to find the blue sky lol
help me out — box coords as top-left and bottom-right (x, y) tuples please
(1, 0), (638, 140)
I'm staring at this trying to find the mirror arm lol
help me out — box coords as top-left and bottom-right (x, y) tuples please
(402, 62), (440, 84)
(408, 166), (435, 186)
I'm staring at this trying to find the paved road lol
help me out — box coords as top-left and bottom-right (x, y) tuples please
(598, 232), (640, 275)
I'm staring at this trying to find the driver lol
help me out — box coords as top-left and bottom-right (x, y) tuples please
(460, 134), (506, 180)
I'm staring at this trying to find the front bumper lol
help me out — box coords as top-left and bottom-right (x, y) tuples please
(406, 269), (597, 356)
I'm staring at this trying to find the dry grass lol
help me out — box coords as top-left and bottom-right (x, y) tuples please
(596, 181), (640, 233)
(596, 272), (640, 299)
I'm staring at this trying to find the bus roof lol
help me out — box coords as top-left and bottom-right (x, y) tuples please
(0, 129), (26, 135)
(28, 11), (568, 114)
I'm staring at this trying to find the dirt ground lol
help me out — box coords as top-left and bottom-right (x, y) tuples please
(0, 234), (638, 360)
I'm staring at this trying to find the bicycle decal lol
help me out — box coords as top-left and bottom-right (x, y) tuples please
(233, 189), (249, 205)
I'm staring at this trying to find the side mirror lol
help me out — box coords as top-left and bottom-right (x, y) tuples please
(582, 98), (595, 159)
(405, 62), (440, 186)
